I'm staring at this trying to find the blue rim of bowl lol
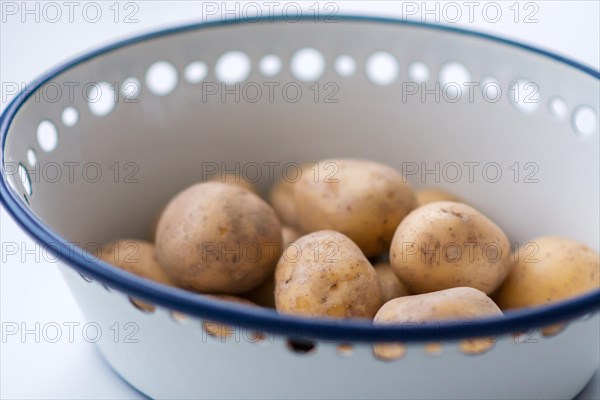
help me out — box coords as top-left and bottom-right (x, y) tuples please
(1, 15), (599, 343)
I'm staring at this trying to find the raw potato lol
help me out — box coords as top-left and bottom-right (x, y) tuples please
(293, 159), (417, 257)
(494, 236), (600, 310)
(373, 287), (503, 359)
(99, 239), (173, 286)
(208, 173), (258, 194)
(150, 176), (258, 240)
(269, 178), (300, 228)
(374, 263), (411, 303)
(390, 201), (511, 294)
(244, 276), (275, 308)
(156, 182), (282, 294)
(281, 226), (302, 247)
(416, 188), (463, 207)
(269, 163), (312, 228)
(375, 287), (503, 322)
(244, 226), (301, 308)
(275, 230), (383, 319)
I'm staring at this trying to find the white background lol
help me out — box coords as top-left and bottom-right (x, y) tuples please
(1, 1), (599, 399)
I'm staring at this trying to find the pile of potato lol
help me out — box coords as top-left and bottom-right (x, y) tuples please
(99, 158), (600, 335)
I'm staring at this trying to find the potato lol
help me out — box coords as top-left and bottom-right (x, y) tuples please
(375, 287), (502, 322)
(390, 201), (511, 294)
(208, 173), (258, 194)
(373, 287), (502, 359)
(374, 262), (410, 303)
(293, 159), (416, 257)
(99, 239), (173, 286)
(244, 226), (301, 308)
(156, 182), (282, 294)
(281, 226), (301, 247)
(150, 175), (258, 241)
(269, 178), (299, 228)
(416, 188), (463, 207)
(244, 276), (275, 308)
(494, 236), (600, 310)
(275, 230), (382, 318)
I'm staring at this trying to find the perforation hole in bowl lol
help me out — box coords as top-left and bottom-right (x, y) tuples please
(439, 61), (471, 98)
(249, 331), (266, 343)
(146, 61), (178, 96)
(87, 82), (116, 116)
(129, 297), (156, 313)
(541, 323), (567, 337)
(26, 149), (37, 168)
(170, 311), (189, 324)
(18, 163), (32, 196)
(291, 48), (325, 82)
(439, 61), (471, 84)
(334, 55), (356, 77)
(366, 52), (399, 86)
(572, 105), (598, 137)
(215, 51), (252, 84)
(459, 338), (496, 355)
(480, 76), (502, 103)
(424, 342), (443, 355)
(286, 339), (316, 354)
(184, 61), (208, 84)
(337, 343), (354, 357)
(61, 106), (79, 127)
(202, 321), (234, 339)
(373, 343), (406, 361)
(548, 97), (568, 120)
(201, 323), (265, 343)
(254, 332), (271, 346)
(37, 120), (58, 152)
(408, 61), (429, 83)
(259, 54), (282, 77)
(122, 77), (141, 99)
(510, 79), (540, 114)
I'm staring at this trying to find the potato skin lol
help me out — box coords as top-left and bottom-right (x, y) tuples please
(99, 239), (173, 285)
(208, 174), (258, 194)
(151, 176), (258, 241)
(269, 179), (299, 229)
(390, 201), (511, 294)
(281, 226), (301, 247)
(244, 227), (301, 308)
(374, 287), (503, 323)
(416, 188), (463, 207)
(156, 182), (282, 294)
(275, 230), (382, 318)
(293, 159), (417, 257)
(243, 276), (275, 308)
(374, 263), (411, 303)
(494, 236), (600, 310)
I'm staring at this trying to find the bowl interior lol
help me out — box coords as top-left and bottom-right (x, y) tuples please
(2, 18), (599, 302)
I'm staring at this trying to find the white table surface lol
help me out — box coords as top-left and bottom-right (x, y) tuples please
(1, 1), (599, 399)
